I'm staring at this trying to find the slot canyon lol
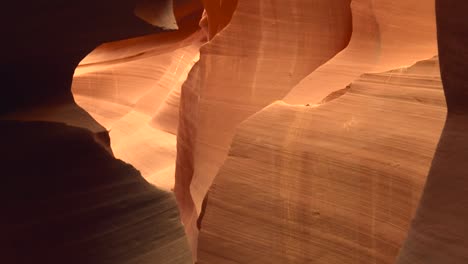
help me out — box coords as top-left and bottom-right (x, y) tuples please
(2, 0), (468, 263)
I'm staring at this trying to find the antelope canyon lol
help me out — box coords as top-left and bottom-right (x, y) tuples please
(2, 0), (468, 263)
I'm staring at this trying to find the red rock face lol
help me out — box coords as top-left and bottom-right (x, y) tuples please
(396, 1), (468, 263)
(197, 57), (446, 264)
(3, 0), (468, 263)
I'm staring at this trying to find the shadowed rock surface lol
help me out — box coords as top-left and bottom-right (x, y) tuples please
(1, 1), (192, 263)
(0, 121), (191, 263)
(396, 0), (468, 263)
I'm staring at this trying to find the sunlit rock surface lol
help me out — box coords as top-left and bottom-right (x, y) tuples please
(197, 58), (446, 263)
(284, 0), (438, 104)
(4, 0), (468, 263)
(73, 31), (203, 191)
(175, 0), (353, 255)
(173, 0), (440, 260)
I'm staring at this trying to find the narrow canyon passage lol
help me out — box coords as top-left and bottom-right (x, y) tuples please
(72, 30), (204, 191)
(3, 0), (468, 263)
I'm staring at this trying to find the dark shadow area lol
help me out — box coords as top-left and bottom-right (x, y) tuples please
(397, 0), (468, 262)
(0, 1), (193, 263)
(1, 0), (164, 115)
(0, 121), (189, 263)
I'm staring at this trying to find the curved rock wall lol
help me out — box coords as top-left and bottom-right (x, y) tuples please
(5, 0), (468, 263)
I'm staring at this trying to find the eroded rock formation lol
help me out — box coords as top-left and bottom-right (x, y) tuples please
(4, 0), (468, 263)
(176, 0), (353, 254)
(396, 1), (468, 263)
(174, 0), (441, 261)
(197, 57), (446, 263)
(1, 121), (191, 264)
(2, 1), (194, 263)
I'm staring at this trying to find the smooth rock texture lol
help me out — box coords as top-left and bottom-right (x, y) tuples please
(174, 0), (440, 259)
(198, 58), (446, 263)
(396, 0), (468, 263)
(284, 0), (438, 104)
(73, 31), (203, 191)
(199, 0), (238, 39)
(2, 1), (195, 263)
(175, 0), (353, 255)
(0, 121), (191, 264)
(6, 0), (468, 263)
(71, 0), (205, 193)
